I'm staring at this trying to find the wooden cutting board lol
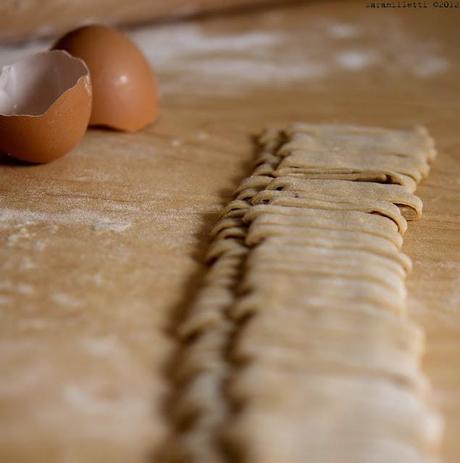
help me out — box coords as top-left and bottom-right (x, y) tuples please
(0, 0), (276, 41)
(0, 2), (459, 462)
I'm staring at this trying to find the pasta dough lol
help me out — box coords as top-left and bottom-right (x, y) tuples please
(167, 124), (442, 463)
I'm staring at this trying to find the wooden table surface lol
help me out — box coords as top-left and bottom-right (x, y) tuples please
(0, 2), (459, 462)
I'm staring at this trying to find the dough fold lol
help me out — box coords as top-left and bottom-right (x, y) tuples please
(166, 124), (442, 463)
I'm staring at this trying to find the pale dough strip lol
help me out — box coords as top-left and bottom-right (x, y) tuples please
(166, 124), (442, 463)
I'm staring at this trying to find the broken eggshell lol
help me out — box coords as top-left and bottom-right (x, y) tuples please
(53, 25), (158, 133)
(0, 50), (92, 164)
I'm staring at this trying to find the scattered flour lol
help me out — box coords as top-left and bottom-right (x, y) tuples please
(51, 292), (82, 308)
(133, 27), (282, 60)
(17, 283), (34, 295)
(409, 56), (450, 78)
(327, 22), (360, 39)
(18, 256), (36, 271)
(92, 219), (132, 232)
(80, 336), (121, 357)
(80, 272), (105, 287)
(126, 15), (451, 95)
(170, 138), (183, 148)
(0, 13), (451, 96)
(196, 131), (209, 141)
(0, 280), (34, 295)
(5, 226), (33, 247)
(335, 50), (379, 71)
(0, 207), (133, 233)
(63, 382), (149, 418)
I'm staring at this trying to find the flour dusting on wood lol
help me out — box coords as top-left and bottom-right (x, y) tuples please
(0, 11), (450, 97)
(0, 207), (133, 233)
(127, 13), (451, 95)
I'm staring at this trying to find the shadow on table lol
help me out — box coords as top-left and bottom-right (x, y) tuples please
(153, 137), (258, 462)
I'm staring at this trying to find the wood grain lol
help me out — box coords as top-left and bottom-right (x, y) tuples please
(0, 2), (459, 462)
(0, 0), (282, 42)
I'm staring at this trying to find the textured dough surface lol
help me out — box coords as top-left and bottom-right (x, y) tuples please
(167, 123), (442, 463)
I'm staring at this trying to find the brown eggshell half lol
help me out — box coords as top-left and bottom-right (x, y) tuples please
(53, 25), (158, 133)
(0, 50), (92, 164)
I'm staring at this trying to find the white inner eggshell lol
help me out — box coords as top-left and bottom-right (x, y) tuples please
(0, 50), (89, 117)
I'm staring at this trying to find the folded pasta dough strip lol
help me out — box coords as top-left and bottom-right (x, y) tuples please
(165, 123), (442, 463)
